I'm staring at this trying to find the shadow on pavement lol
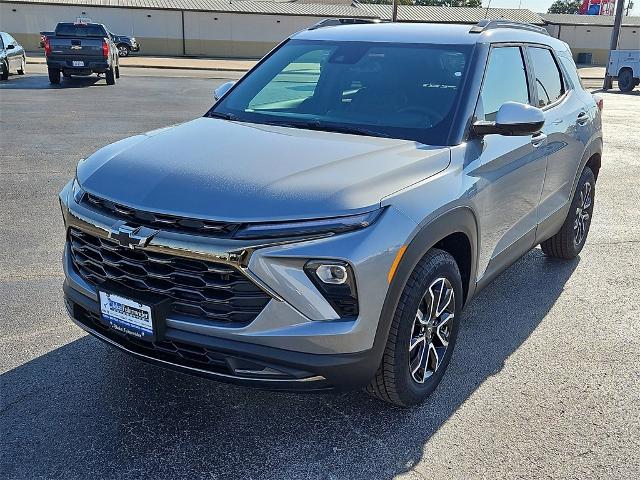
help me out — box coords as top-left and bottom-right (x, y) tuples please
(0, 249), (578, 479)
(0, 73), (106, 90)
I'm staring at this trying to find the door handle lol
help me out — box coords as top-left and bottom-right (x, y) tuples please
(531, 133), (547, 147)
(577, 111), (589, 126)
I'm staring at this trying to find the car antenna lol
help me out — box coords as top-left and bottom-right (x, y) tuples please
(484, 0), (492, 19)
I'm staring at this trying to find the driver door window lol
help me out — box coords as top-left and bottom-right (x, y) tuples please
(476, 46), (530, 121)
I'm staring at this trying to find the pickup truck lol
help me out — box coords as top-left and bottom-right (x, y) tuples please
(607, 49), (640, 93)
(44, 22), (119, 85)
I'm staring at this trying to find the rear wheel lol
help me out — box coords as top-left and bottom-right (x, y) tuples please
(541, 167), (595, 259)
(105, 67), (116, 85)
(17, 56), (25, 75)
(115, 65), (120, 79)
(618, 69), (635, 93)
(366, 248), (462, 407)
(48, 67), (60, 85)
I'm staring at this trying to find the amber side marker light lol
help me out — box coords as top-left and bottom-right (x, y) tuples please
(387, 245), (407, 284)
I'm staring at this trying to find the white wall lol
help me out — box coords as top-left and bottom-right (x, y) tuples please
(0, 2), (182, 38)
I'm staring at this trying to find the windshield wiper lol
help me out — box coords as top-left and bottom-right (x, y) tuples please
(297, 121), (391, 139)
(207, 111), (239, 121)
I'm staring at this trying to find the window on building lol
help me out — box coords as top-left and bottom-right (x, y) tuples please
(529, 47), (565, 108)
(476, 47), (529, 122)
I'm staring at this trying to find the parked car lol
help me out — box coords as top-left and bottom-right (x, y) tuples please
(107, 30), (140, 57)
(44, 22), (119, 85)
(59, 19), (603, 407)
(607, 49), (640, 92)
(0, 32), (26, 80)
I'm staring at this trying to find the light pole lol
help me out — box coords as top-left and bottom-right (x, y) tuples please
(392, 0), (398, 23)
(603, 0), (626, 90)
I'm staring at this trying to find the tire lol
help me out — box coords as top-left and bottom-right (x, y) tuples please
(366, 248), (463, 407)
(618, 69), (635, 93)
(541, 167), (595, 259)
(115, 65), (120, 79)
(0, 61), (8, 80)
(17, 57), (25, 75)
(48, 67), (60, 85)
(117, 44), (130, 57)
(105, 67), (116, 85)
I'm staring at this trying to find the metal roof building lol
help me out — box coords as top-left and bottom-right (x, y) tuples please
(0, 0), (636, 62)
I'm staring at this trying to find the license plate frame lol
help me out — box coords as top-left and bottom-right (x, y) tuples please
(99, 290), (168, 342)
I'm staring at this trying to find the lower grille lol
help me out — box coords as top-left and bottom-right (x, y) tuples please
(68, 228), (271, 327)
(76, 305), (234, 375)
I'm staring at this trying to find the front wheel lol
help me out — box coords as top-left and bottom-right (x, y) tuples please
(48, 67), (60, 85)
(0, 61), (8, 80)
(541, 167), (595, 259)
(366, 248), (463, 407)
(117, 44), (130, 57)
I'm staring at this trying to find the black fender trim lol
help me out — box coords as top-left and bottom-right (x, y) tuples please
(536, 135), (603, 245)
(359, 207), (480, 385)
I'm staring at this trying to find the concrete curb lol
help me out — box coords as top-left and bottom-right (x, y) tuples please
(26, 58), (248, 73)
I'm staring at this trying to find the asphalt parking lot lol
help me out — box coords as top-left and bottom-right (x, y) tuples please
(1, 66), (639, 480)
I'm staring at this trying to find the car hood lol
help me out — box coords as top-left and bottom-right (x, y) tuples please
(77, 117), (451, 222)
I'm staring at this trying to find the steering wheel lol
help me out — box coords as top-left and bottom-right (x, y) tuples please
(396, 106), (442, 127)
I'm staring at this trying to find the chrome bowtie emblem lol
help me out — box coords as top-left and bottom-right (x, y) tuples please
(109, 223), (158, 250)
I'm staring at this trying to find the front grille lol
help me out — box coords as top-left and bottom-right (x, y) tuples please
(82, 192), (241, 238)
(68, 228), (271, 327)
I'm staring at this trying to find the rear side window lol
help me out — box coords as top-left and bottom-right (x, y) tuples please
(558, 53), (584, 90)
(476, 47), (529, 121)
(55, 24), (107, 38)
(529, 47), (565, 107)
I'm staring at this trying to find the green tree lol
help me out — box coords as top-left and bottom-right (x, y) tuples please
(547, 0), (582, 14)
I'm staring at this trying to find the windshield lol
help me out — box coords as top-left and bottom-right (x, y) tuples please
(210, 40), (472, 145)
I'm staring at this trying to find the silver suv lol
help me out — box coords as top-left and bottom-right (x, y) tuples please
(60, 20), (603, 406)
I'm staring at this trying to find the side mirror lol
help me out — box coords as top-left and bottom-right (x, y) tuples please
(6, 44), (14, 50)
(213, 81), (235, 101)
(473, 102), (545, 137)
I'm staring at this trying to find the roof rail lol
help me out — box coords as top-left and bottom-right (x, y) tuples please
(469, 19), (549, 35)
(308, 18), (382, 30)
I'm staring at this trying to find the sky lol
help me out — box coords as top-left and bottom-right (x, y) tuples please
(482, 0), (638, 15)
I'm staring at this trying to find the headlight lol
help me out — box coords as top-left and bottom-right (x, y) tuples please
(233, 209), (383, 240)
(72, 178), (85, 203)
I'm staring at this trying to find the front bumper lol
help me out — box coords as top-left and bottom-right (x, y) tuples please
(60, 181), (417, 389)
(64, 278), (378, 390)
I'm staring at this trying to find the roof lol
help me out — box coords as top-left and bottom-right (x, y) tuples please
(295, 21), (564, 50)
(0, 0), (378, 18)
(542, 13), (640, 27)
(1, 0), (544, 24)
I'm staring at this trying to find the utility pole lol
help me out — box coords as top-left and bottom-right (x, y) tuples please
(392, 0), (398, 22)
(603, 0), (626, 90)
